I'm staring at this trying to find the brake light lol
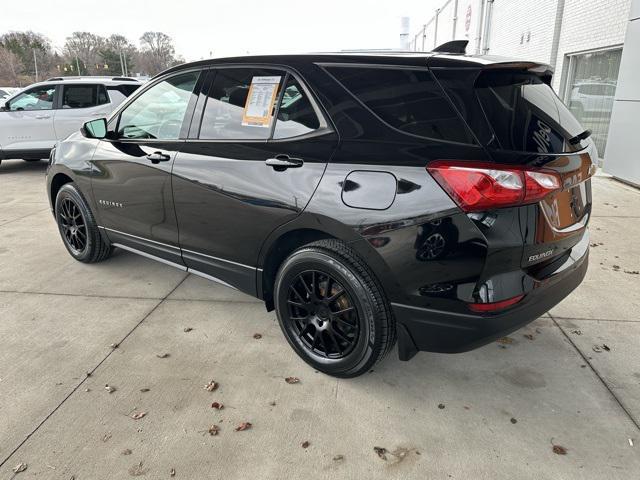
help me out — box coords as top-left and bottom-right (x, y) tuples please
(468, 294), (525, 313)
(427, 161), (561, 212)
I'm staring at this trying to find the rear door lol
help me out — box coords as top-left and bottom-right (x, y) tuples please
(172, 66), (337, 294)
(0, 84), (57, 153)
(54, 83), (111, 140)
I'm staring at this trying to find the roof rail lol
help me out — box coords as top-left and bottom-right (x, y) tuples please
(46, 77), (65, 81)
(111, 77), (138, 82)
(432, 40), (468, 54)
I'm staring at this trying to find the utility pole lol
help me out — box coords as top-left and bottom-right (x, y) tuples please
(33, 49), (38, 82)
(123, 51), (128, 76)
(75, 55), (81, 75)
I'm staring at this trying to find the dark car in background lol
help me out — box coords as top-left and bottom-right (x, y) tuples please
(46, 43), (595, 377)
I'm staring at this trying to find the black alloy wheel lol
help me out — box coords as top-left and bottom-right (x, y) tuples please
(286, 270), (359, 359)
(275, 239), (396, 378)
(57, 197), (88, 255)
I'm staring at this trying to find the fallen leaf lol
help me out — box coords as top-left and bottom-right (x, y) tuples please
(104, 384), (116, 393)
(131, 411), (147, 420)
(332, 454), (345, 462)
(613, 265), (621, 271)
(128, 461), (147, 476)
(602, 344), (611, 352)
(170, 468), (176, 477)
(156, 353), (170, 359)
(285, 377), (300, 384)
(204, 380), (218, 392)
(301, 441), (310, 449)
(592, 345), (602, 353)
(269, 401), (276, 406)
(373, 446), (388, 460)
(523, 334), (534, 340)
(183, 327), (193, 333)
(13, 463), (27, 473)
(208, 424), (220, 436)
(552, 445), (568, 455)
(109, 343), (119, 349)
(497, 337), (513, 344)
(235, 422), (252, 431)
(122, 448), (132, 455)
(571, 329), (582, 335)
(510, 418), (517, 424)
(629, 438), (634, 447)
(438, 403), (445, 409)
(211, 402), (224, 410)
(140, 388), (150, 393)
(253, 333), (262, 339)
(102, 433), (112, 442)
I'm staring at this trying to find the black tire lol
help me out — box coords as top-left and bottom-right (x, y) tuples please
(55, 183), (112, 263)
(274, 239), (396, 378)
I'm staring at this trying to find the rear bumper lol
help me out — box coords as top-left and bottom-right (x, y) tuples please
(393, 245), (589, 360)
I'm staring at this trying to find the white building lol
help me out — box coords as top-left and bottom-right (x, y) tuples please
(409, 0), (638, 186)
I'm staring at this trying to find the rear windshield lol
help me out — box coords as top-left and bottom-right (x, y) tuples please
(474, 71), (584, 153)
(326, 66), (476, 144)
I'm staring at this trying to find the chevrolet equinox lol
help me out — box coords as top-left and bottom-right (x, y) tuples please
(46, 42), (594, 377)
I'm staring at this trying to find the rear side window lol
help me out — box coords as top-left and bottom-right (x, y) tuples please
(61, 84), (109, 109)
(273, 77), (321, 139)
(474, 71), (583, 153)
(326, 66), (475, 144)
(107, 84), (141, 105)
(199, 68), (284, 140)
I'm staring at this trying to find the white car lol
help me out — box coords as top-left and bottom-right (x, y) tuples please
(0, 77), (140, 165)
(569, 81), (616, 118)
(0, 87), (20, 101)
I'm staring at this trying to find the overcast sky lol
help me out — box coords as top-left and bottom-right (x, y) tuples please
(0, 0), (440, 61)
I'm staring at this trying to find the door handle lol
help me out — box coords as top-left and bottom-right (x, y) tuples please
(265, 155), (304, 171)
(146, 152), (171, 164)
(35, 115), (51, 119)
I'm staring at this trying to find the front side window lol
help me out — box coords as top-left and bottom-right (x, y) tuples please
(327, 66), (475, 144)
(199, 68), (284, 140)
(117, 71), (199, 140)
(7, 86), (55, 111)
(61, 84), (109, 109)
(273, 77), (321, 139)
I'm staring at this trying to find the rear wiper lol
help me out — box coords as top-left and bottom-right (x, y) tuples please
(569, 129), (591, 145)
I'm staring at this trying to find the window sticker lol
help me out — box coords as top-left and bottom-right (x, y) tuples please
(242, 76), (281, 127)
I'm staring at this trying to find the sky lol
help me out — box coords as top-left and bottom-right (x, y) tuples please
(0, 0), (440, 61)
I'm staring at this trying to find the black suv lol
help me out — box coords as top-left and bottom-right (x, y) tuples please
(47, 45), (594, 377)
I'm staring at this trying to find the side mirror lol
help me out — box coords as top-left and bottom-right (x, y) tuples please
(81, 118), (107, 139)
(1, 102), (9, 111)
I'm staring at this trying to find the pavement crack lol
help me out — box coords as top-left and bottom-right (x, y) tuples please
(0, 273), (189, 469)
(551, 313), (640, 432)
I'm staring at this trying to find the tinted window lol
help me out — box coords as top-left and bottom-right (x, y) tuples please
(327, 66), (474, 144)
(117, 71), (199, 140)
(273, 77), (321, 139)
(61, 84), (109, 109)
(199, 68), (284, 140)
(107, 84), (140, 106)
(475, 71), (583, 153)
(8, 86), (55, 111)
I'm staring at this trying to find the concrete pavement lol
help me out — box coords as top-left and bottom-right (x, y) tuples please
(0, 159), (638, 479)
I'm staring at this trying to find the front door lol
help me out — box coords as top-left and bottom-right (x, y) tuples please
(91, 70), (202, 265)
(172, 67), (337, 294)
(0, 84), (57, 155)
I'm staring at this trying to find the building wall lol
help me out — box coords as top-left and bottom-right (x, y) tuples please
(554, 0), (630, 90)
(486, 0), (560, 65)
(603, 0), (640, 185)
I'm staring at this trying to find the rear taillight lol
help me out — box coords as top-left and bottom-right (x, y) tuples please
(468, 294), (525, 313)
(427, 161), (561, 212)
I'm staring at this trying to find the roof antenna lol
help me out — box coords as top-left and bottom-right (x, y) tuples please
(432, 40), (468, 54)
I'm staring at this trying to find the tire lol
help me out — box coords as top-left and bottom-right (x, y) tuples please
(55, 183), (112, 263)
(274, 239), (396, 378)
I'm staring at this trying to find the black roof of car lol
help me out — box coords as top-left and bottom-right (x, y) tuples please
(158, 51), (553, 80)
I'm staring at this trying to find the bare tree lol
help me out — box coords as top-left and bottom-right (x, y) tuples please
(0, 45), (21, 85)
(139, 31), (176, 75)
(0, 31), (54, 84)
(64, 32), (105, 75)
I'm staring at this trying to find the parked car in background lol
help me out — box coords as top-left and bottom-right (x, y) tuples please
(0, 87), (20, 102)
(0, 77), (140, 166)
(569, 81), (617, 118)
(46, 45), (594, 377)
